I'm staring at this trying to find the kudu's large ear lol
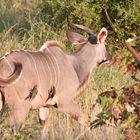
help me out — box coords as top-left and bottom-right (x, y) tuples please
(66, 30), (85, 44)
(97, 27), (108, 44)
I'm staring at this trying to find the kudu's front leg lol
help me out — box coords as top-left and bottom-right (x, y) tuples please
(57, 100), (88, 127)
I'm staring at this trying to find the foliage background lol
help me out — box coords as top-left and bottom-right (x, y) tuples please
(0, 0), (140, 139)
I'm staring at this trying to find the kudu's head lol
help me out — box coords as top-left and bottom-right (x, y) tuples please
(66, 20), (110, 65)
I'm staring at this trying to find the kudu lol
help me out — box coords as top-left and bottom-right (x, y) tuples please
(0, 21), (109, 139)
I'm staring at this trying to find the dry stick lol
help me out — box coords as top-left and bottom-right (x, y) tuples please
(129, 33), (140, 41)
(125, 42), (140, 63)
(104, 9), (117, 32)
(125, 37), (140, 82)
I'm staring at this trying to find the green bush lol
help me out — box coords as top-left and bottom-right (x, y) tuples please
(37, 0), (140, 47)
(1, 0), (140, 50)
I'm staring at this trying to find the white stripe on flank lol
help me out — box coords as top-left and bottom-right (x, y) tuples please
(45, 50), (57, 87)
(45, 47), (60, 90)
(26, 52), (43, 100)
(40, 43), (57, 87)
(41, 53), (52, 87)
(26, 52), (40, 81)
(40, 42), (58, 86)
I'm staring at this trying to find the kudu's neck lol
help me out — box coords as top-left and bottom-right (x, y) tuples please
(73, 44), (97, 83)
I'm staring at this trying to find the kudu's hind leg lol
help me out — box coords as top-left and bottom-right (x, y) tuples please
(39, 107), (49, 140)
(57, 100), (88, 126)
(9, 105), (30, 135)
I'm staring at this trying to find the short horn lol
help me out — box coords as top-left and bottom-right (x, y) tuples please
(0, 62), (22, 87)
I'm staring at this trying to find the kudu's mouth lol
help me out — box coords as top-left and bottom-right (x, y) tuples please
(98, 53), (112, 66)
(98, 59), (109, 66)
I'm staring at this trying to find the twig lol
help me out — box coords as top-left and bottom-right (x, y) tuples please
(104, 9), (117, 32)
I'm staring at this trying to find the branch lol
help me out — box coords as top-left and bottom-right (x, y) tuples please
(104, 9), (117, 32)
(125, 42), (140, 64)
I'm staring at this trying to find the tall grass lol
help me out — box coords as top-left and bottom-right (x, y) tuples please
(0, 1), (136, 140)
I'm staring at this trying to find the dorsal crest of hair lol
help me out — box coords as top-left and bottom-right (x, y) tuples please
(40, 40), (63, 51)
(0, 41), (63, 61)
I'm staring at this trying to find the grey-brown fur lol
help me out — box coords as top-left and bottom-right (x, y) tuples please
(0, 21), (109, 139)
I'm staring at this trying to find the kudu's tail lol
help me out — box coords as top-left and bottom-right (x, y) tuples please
(0, 62), (22, 87)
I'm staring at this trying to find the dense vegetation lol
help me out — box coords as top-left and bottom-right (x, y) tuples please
(0, 0), (140, 139)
